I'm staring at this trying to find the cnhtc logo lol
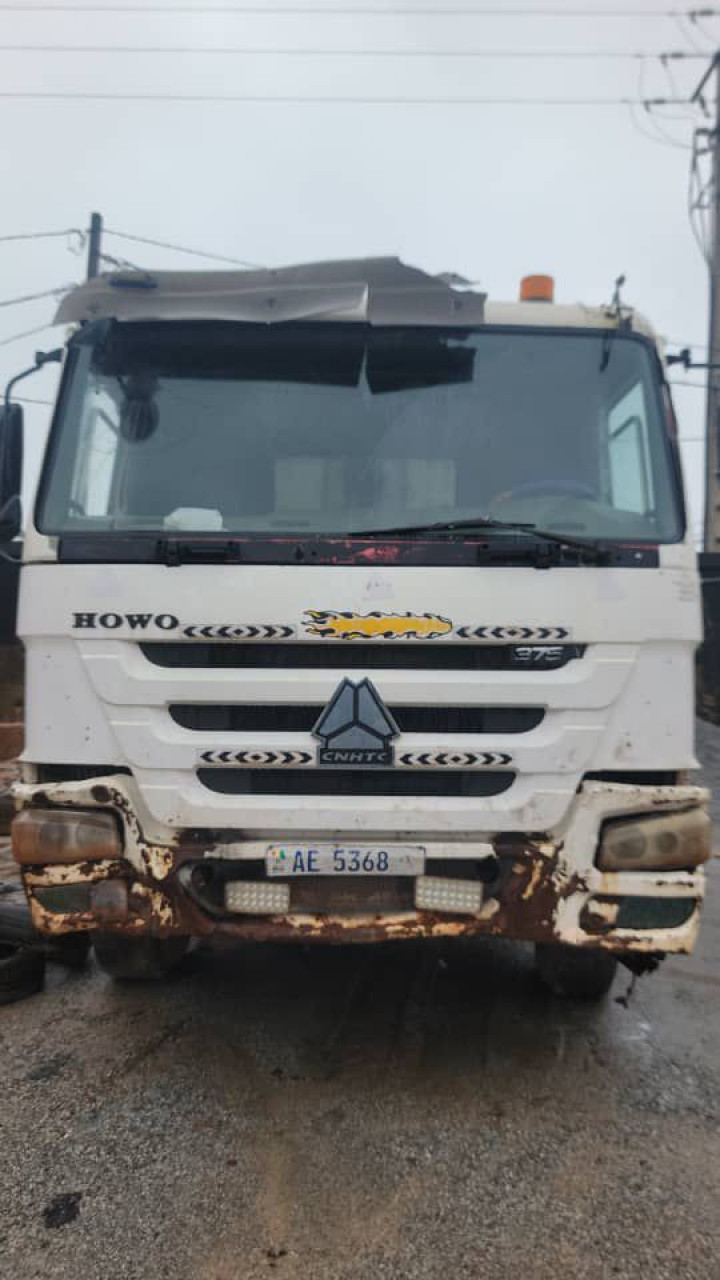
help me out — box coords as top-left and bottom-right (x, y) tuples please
(313, 678), (399, 768)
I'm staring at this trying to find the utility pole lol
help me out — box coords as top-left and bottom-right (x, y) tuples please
(695, 57), (720, 550)
(86, 211), (103, 280)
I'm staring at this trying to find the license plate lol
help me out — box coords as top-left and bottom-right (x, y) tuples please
(266, 845), (425, 877)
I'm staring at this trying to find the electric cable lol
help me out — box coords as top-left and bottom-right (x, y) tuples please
(0, 323), (57, 348)
(0, 228), (83, 244)
(0, 4), (716, 16)
(0, 91), (693, 105)
(105, 229), (263, 267)
(0, 285), (73, 310)
(0, 44), (706, 58)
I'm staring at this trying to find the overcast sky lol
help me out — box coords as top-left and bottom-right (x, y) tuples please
(0, 0), (715, 542)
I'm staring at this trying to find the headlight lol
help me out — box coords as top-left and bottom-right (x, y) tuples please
(597, 808), (711, 872)
(12, 808), (122, 866)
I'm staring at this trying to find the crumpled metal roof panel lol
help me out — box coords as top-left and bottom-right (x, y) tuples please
(55, 256), (487, 327)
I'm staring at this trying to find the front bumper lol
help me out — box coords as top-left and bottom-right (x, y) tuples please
(13, 776), (709, 955)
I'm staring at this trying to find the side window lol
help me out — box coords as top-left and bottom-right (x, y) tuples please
(607, 382), (654, 515)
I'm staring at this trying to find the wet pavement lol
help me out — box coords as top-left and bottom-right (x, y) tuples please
(1, 724), (719, 1279)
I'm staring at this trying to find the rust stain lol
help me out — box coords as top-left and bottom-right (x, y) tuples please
(141, 845), (175, 880)
(12, 777), (707, 958)
(521, 861), (544, 901)
(23, 859), (126, 886)
(579, 899), (619, 934)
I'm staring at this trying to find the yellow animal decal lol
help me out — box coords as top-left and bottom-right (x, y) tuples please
(304, 610), (453, 640)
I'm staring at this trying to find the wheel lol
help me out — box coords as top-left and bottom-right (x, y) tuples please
(0, 894), (90, 968)
(0, 895), (37, 948)
(47, 933), (92, 969)
(535, 943), (617, 1000)
(92, 933), (189, 981)
(0, 939), (45, 1005)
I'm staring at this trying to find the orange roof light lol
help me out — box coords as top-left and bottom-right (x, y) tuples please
(520, 274), (554, 303)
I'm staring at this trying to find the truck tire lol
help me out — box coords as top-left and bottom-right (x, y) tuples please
(0, 896), (36, 947)
(0, 939), (45, 1005)
(0, 894), (91, 968)
(535, 943), (617, 1000)
(48, 933), (92, 969)
(92, 934), (189, 981)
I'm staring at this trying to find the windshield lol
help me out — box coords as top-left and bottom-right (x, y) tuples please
(36, 321), (683, 543)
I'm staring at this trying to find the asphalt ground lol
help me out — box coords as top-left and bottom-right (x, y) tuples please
(1, 724), (719, 1280)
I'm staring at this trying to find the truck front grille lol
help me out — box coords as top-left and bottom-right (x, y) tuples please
(197, 768), (515, 797)
(142, 641), (583, 671)
(172, 704), (543, 734)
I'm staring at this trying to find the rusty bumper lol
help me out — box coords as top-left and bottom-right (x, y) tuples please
(12, 776), (709, 955)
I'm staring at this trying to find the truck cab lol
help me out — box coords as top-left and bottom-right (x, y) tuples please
(2, 258), (710, 995)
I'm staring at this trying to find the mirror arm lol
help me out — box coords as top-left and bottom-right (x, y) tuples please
(3, 347), (64, 416)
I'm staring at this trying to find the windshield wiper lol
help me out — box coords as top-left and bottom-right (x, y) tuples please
(346, 515), (610, 563)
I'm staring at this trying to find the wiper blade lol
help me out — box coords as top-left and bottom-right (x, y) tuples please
(346, 515), (609, 562)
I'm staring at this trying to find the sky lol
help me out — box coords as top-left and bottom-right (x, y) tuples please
(0, 0), (715, 543)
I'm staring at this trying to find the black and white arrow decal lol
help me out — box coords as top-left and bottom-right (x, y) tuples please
(455, 625), (569, 642)
(397, 750), (513, 768)
(200, 749), (312, 767)
(183, 624), (295, 640)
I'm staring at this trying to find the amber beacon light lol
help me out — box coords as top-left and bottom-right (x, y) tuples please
(520, 274), (554, 302)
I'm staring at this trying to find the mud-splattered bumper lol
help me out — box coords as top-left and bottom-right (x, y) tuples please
(12, 777), (709, 955)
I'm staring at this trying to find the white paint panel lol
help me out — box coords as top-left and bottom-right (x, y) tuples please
(80, 642), (634, 710)
(17, 560), (702, 842)
(18, 562), (702, 645)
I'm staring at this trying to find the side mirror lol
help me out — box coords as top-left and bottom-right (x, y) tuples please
(0, 403), (23, 541)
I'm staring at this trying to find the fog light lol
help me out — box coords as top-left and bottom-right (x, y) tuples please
(598, 808), (711, 871)
(225, 881), (291, 915)
(12, 808), (122, 866)
(415, 876), (483, 916)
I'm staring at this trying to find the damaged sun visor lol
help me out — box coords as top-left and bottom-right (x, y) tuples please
(85, 320), (367, 388)
(82, 320), (476, 393)
(365, 329), (475, 393)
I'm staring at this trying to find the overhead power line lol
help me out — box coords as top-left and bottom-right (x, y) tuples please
(0, 228), (82, 244)
(628, 100), (693, 149)
(105, 228), (263, 268)
(0, 323), (57, 348)
(664, 337), (709, 348)
(0, 45), (707, 58)
(0, 285), (73, 310)
(0, 91), (691, 106)
(0, 4), (718, 15)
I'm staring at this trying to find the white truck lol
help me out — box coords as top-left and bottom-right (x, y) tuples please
(0, 258), (711, 996)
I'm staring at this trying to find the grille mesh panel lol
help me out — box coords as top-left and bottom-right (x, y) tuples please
(197, 768), (514, 797)
(172, 704), (543, 734)
(142, 641), (582, 671)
